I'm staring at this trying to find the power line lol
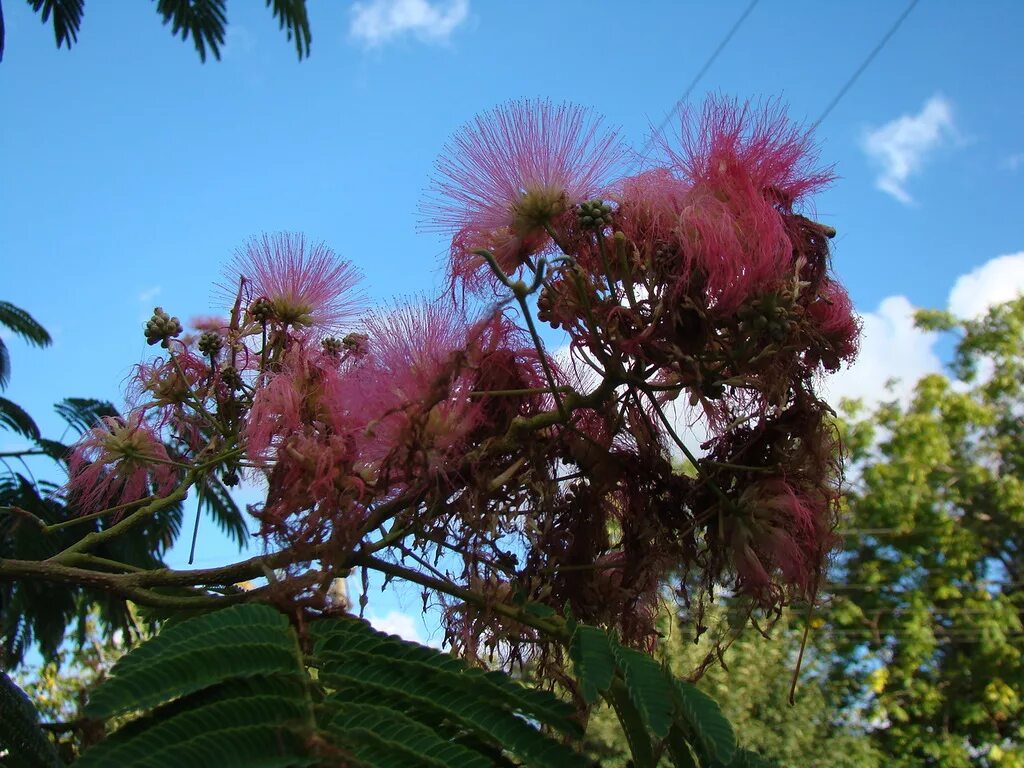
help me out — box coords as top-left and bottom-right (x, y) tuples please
(642, 0), (760, 156)
(813, 0), (922, 127)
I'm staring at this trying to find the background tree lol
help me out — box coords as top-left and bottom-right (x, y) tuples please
(823, 297), (1024, 767)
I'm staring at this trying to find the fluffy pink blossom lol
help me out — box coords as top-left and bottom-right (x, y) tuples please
(225, 233), (365, 334)
(246, 340), (357, 462)
(353, 300), (481, 476)
(653, 97), (834, 313)
(424, 100), (626, 288)
(661, 96), (834, 209)
(65, 413), (178, 514)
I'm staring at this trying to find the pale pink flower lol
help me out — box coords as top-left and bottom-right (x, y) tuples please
(65, 413), (178, 514)
(424, 100), (626, 288)
(246, 340), (357, 462)
(353, 300), (480, 477)
(224, 233), (365, 334)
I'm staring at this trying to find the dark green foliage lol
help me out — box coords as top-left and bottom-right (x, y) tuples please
(197, 471), (248, 547)
(0, 396), (39, 439)
(0, 397), (186, 668)
(265, 0), (310, 59)
(569, 624), (616, 705)
(153, 0), (227, 63)
(568, 622), (748, 768)
(0, 301), (51, 390)
(0, 669), (61, 768)
(52, 398), (118, 436)
(10, 0), (312, 62)
(76, 604), (598, 768)
(829, 297), (1024, 766)
(671, 681), (735, 766)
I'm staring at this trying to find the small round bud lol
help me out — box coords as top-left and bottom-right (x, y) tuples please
(222, 467), (240, 487)
(577, 198), (614, 229)
(198, 331), (223, 359)
(220, 366), (243, 391)
(342, 332), (369, 356)
(144, 307), (183, 348)
(322, 336), (343, 356)
(248, 297), (275, 324)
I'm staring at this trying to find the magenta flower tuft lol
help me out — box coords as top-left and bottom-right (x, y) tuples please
(225, 233), (365, 334)
(65, 413), (178, 514)
(661, 96), (834, 208)
(424, 100), (626, 287)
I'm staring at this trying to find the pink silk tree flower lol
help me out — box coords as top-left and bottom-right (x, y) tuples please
(653, 97), (835, 313)
(661, 96), (834, 210)
(64, 413), (178, 514)
(224, 233), (365, 335)
(424, 99), (626, 289)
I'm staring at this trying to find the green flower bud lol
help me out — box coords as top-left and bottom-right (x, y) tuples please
(144, 307), (182, 348)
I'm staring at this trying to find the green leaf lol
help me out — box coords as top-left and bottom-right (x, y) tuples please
(569, 623), (617, 705)
(77, 695), (316, 768)
(0, 302), (52, 348)
(664, 723), (699, 768)
(325, 702), (491, 768)
(313, 618), (580, 737)
(198, 472), (248, 547)
(26, 0), (84, 50)
(605, 679), (658, 768)
(153, 0), (228, 62)
(612, 644), (675, 739)
(265, 0), (311, 59)
(0, 669), (61, 768)
(54, 397), (119, 436)
(85, 604), (299, 718)
(672, 681), (736, 766)
(726, 747), (779, 768)
(318, 653), (589, 768)
(0, 396), (40, 439)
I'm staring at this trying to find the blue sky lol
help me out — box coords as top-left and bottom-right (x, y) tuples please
(2, 0), (1022, 642)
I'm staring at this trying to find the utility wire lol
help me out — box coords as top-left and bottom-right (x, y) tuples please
(813, 0), (922, 127)
(641, 0), (760, 157)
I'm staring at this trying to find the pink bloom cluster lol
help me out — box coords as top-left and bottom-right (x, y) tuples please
(66, 95), (862, 658)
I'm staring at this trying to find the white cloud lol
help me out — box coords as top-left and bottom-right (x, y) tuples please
(948, 252), (1024, 319)
(137, 286), (162, 304)
(365, 610), (443, 647)
(349, 0), (469, 47)
(861, 95), (955, 205)
(824, 252), (1024, 408)
(823, 295), (941, 407)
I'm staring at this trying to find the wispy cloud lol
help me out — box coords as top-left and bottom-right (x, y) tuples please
(137, 286), (162, 304)
(861, 94), (955, 205)
(349, 0), (469, 47)
(1002, 152), (1024, 172)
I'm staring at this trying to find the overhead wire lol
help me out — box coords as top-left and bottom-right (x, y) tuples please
(640, 0), (760, 158)
(813, 0), (922, 127)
